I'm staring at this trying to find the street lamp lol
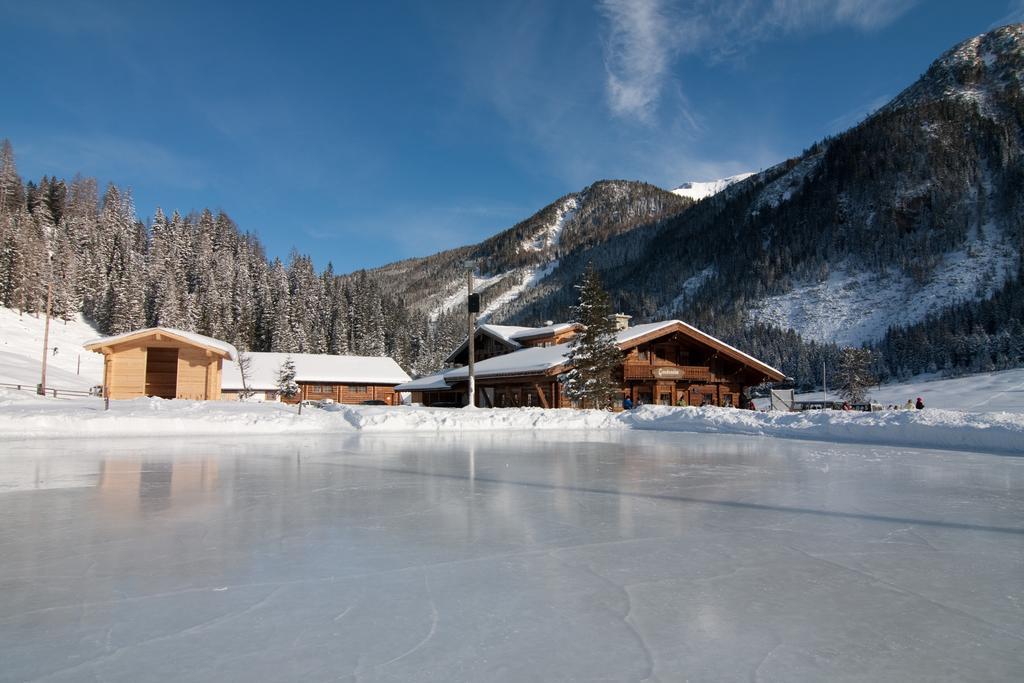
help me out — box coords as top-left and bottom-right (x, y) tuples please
(464, 259), (479, 408)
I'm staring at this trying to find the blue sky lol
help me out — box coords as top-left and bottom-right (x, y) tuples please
(2, 0), (1022, 272)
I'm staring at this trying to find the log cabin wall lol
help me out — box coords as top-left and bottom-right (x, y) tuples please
(292, 383), (400, 405)
(95, 334), (226, 400)
(176, 346), (222, 400)
(105, 343), (147, 399)
(517, 329), (577, 348)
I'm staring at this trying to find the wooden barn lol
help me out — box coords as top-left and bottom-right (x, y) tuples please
(397, 318), (785, 409)
(84, 328), (238, 401)
(221, 352), (411, 405)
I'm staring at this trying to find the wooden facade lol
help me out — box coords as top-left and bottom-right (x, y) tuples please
(220, 351), (410, 404)
(282, 382), (399, 405)
(410, 321), (784, 409)
(85, 329), (234, 401)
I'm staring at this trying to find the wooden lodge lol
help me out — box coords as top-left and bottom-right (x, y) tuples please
(220, 352), (411, 405)
(397, 317), (785, 409)
(84, 328), (238, 401)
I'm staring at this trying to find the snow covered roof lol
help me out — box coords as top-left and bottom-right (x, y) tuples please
(440, 319), (784, 382)
(84, 327), (238, 360)
(446, 344), (571, 380)
(614, 320), (785, 380)
(393, 372), (454, 392)
(508, 322), (576, 340)
(222, 352), (411, 391)
(443, 322), (575, 364)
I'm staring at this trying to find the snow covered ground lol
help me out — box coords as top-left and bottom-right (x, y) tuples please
(797, 366), (1024, 413)
(2, 389), (1022, 455)
(749, 224), (1018, 345)
(2, 432), (1022, 680)
(0, 307), (103, 391)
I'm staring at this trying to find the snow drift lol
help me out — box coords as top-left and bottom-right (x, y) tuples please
(1, 389), (1021, 456)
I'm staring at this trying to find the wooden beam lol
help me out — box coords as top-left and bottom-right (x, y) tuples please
(533, 382), (549, 409)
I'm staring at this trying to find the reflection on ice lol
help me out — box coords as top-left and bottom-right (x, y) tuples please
(1, 432), (1022, 681)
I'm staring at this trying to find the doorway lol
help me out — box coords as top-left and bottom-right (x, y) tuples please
(145, 348), (178, 399)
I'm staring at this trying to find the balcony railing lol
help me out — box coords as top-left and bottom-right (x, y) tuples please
(623, 364), (714, 382)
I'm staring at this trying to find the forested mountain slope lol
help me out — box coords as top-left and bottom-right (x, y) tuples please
(500, 24), (1024, 385)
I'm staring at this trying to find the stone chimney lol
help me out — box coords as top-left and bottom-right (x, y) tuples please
(612, 313), (632, 332)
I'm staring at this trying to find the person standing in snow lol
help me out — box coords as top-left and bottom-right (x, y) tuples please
(916, 397), (924, 410)
(622, 396), (633, 410)
(904, 399), (914, 410)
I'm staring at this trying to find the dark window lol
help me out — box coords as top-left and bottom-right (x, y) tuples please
(637, 349), (650, 361)
(349, 385), (368, 393)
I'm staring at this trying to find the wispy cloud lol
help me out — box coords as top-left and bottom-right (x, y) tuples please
(991, 0), (1024, 27)
(599, 0), (919, 123)
(825, 93), (891, 133)
(0, 0), (128, 35)
(599, 0), (677, 123)
(20, 134), (207, 191)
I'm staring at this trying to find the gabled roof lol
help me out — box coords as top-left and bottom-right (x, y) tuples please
(614, 321), (785, 381)
(427, 319), (785, 383)
(84, 327), (238, 360)
(443, 322), (577, 364)
(222, 352), (411, 391)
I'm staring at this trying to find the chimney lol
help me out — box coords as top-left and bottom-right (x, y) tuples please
(612, 313), (632, 332)
(544, 320), (554, 326)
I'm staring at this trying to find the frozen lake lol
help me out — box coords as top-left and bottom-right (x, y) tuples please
(1, 432), (1022, 681)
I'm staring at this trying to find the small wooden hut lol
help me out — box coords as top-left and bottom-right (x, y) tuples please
(84, 328), (238, 401)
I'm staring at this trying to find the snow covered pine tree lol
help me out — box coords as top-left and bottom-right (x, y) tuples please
(276, 355), (299, 400)
(836, 348), (876, 404)
(564, 263), (623, 409)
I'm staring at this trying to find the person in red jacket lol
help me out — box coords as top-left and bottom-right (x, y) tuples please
(916, 397), (925, 410)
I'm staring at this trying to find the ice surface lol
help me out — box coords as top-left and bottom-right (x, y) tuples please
(1, 433), (1022, 681)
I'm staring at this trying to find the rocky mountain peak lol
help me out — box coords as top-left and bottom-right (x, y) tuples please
(881, 23), (1023, 117)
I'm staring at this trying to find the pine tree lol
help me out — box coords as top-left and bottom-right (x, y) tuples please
(564, 264), (623, 409)
(836, 347), (876, 403)
(276, 355), (299, 399)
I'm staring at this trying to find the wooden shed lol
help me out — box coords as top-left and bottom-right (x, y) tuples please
(84, 328), (238, 401)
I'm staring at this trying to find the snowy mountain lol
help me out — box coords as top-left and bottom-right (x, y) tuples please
(1, 26), (1021, 388)
(881, 23), (1023, 119)
(670, 173), (754, 201)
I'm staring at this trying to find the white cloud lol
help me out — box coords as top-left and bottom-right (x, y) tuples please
(599, 0), (919, 123)
(599, 0), (677, 122)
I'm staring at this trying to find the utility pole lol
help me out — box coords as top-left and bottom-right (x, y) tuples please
(38, 282), (52, 396)
(822, 360), (827, 406)
(465, 260), (477, 408)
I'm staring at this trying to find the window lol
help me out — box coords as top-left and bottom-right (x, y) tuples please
(637, 349), (650, 362)
(349, 385), (368, 393)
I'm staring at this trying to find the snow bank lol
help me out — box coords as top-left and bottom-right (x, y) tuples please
(620, 405), (1024, 455)
(1, 389), (1022, 455)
